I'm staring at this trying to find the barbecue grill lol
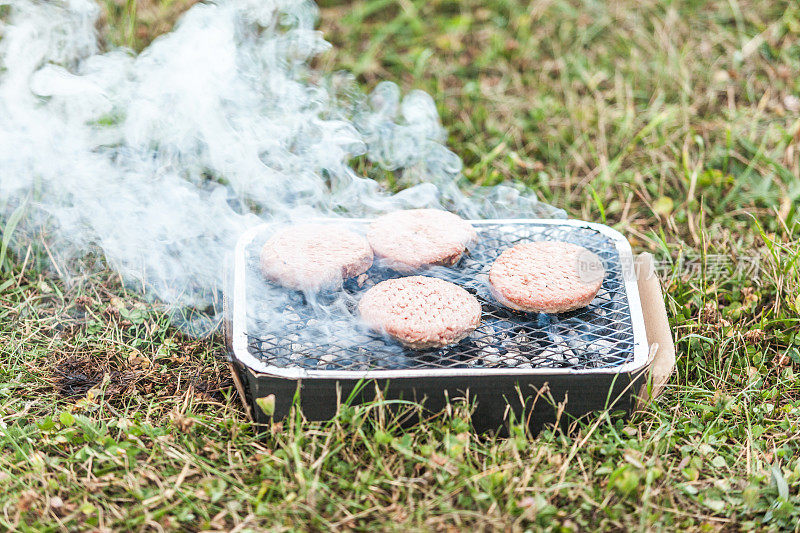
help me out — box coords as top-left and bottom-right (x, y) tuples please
(224, 218), (674, 431)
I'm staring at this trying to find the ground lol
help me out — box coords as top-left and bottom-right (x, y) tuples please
(1, 0), (799, 530)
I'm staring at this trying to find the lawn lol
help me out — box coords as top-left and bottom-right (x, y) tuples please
(1, 0), (799, 530)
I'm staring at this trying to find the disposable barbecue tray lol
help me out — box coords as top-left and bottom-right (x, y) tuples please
(224, 219), (674, 432)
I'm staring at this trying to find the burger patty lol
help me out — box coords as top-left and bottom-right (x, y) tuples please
(358, 276), (482, 349)
(260, 223), (373, 291)
(489, 241), (605, 313)
(366, 209), (477, 272)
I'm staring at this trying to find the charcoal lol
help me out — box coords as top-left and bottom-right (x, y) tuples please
(318, 353), (335, 369)
(481, 350), (504, 367)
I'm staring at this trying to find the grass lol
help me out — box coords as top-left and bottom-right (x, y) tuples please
(1, 0), (800, 530)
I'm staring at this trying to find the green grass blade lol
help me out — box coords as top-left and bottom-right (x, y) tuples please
(0, 200), (27, 273)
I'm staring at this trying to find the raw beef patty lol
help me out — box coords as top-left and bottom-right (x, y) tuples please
(366, 209), (477, 272)
(489, 241), (605, 313)
(260, 223), (373, 291)
(358, 276), (482, 349)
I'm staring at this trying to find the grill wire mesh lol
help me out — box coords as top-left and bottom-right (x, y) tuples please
(244, 222), (635, 372)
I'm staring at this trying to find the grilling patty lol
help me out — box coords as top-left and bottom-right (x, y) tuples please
(366, 209), (477, 272)
(358, 276), (482, 349)
(489, 241), (605, 313)
(260, 223), (373, 291)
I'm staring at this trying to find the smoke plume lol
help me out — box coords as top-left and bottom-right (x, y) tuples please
(0, 0), (563, 333)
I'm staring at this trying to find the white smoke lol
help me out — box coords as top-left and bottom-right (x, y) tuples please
(0, 0), (563, 333)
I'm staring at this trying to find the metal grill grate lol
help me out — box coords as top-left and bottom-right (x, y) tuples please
(243, 221), (635, 372)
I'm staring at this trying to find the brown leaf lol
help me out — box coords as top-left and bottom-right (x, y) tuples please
(17, 490), (38, 512)
(743, 329), (764, 343)
(700, 301), (720, 324)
